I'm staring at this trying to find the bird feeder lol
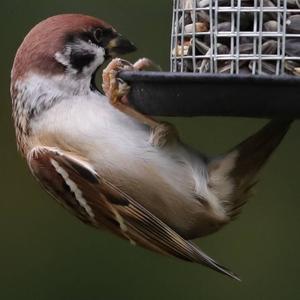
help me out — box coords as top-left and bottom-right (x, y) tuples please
(119, 0), (300, 118)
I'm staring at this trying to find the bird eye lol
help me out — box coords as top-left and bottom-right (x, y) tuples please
(93, 28), (103, 43)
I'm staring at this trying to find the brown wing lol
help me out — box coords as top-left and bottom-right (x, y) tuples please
(28, 146), (240, 281)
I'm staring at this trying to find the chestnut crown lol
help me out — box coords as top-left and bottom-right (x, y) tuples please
(11, 14), (136, 82)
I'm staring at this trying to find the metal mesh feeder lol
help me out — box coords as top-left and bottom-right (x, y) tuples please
(118, 1), (300, 118)
(170, 0), (300, 75)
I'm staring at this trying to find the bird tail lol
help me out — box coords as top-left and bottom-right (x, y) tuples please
(208, 119), (292, 218)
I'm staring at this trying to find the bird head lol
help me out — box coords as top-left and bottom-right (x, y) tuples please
(11, 14), (136, 86)
(10, 14), (136, 154)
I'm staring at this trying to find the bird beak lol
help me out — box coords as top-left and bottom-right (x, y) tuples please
(106, 35), (137, 57)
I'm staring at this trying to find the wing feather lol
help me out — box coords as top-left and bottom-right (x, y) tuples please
(28, 146), (240, 281)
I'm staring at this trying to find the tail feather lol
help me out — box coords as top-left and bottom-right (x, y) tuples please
(208, 119), (292, 218)
(189, 241), (241, 281)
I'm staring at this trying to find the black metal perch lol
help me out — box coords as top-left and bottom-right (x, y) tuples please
(119, 71), (300, 118)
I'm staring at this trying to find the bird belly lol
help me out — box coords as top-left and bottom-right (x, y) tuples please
(31, 96), (228, 239)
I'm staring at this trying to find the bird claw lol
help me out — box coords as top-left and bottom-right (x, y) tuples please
(102, 58), (133, 105)
(133, 58), (157, 71)
(149, 122), (178, 148)
(102, 57), (157, 105)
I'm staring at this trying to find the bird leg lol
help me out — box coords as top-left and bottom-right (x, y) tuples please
(102, 58), (179, 147)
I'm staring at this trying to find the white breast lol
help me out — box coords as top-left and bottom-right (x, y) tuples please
(32, 92), (189, 185)
(30, 87), (227, 237)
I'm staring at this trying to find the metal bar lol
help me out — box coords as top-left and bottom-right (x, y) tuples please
(180, 55), (300, 60)
(173, 33), (300, 37)
(192, 0), (196, 71)
(281, 0), (288, 74)
(174, 7), (300, 13)
(209, 0), (214, 72)
(118, 71), (300, 118)
(258, 1), (264, 74)
(236, 0), (241, 74)
(180, 0), (185, 72)
(275, 0), (281, 75)
(213, 0), (218, 73)
(230, 0), (235, 73)
(170, 0), (176, 71)
(252, 0), (258, 75)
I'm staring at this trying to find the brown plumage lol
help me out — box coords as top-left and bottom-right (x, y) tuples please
(10, 14), (292, 282)
(208, 119), (293, 218)
(11, 14), (111, 82)
(28, 146), (240, 281)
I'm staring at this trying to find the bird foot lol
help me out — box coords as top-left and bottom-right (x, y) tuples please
(102, 58), (160, 128)
(149, 122), (178, 148)
(102, 58), (132, 106)
(132, 58), (156, 71)
(102, 58), (178, 148)
(102, 58), (156, 104)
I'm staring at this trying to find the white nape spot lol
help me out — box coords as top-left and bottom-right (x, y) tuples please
(55, 47), (71, 67)
(50, 158), (95, 220)
(94, 46), (105, 65)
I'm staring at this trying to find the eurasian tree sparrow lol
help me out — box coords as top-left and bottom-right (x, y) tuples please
(10, 14), (292, 281)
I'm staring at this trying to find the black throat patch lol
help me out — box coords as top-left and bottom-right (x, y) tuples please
(69, 50), (95, 73)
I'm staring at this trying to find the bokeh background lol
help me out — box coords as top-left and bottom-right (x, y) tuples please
(1, 1), (300, 299)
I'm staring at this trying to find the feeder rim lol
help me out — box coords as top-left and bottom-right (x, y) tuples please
(119, 71), (300, 86)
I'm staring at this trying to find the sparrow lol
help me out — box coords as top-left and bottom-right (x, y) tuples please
(10, 14), (292, 281)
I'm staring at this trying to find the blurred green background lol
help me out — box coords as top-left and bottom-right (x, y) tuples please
(1, 0), (300, 299)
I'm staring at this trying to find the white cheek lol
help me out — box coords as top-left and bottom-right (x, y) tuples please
(55, 48), (71, 67)
(94, 46), (105, 66)
(80, 46), (105, 77)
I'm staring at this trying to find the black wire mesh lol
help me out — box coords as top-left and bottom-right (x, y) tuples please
(170, 0), (300, 75)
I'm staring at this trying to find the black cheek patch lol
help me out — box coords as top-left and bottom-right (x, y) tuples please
(70, 50), (95, 73)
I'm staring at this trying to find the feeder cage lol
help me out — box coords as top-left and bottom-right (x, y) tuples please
(170, 0), (300, 75)
(119, 0), (300, 118)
